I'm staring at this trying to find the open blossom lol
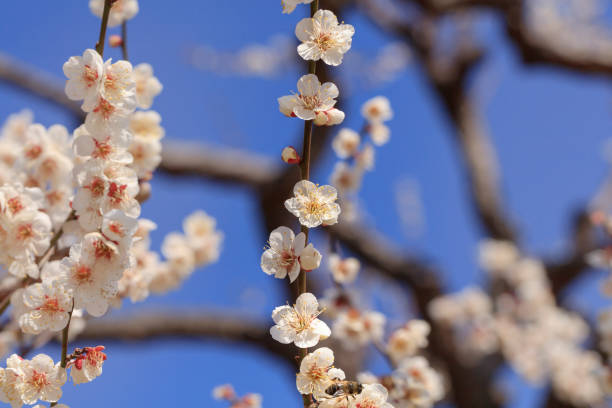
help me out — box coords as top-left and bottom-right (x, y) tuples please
(4, 209), (52, 279)
(15, 280), (72, 334)
(261, 226), (321, 283)
(330, 162), (362, 193)
(361, 96), (393, 123)
(328, 254), (360, 284)
(297, 347), (345, 397)
(369, 122), (390, 146)
(98, 60), (137, 111)
(278, 74), (341, 121)
(58, 235), (125, 317)
(183, 210), (223, 266)
(296, 10), (355, 66)
(392, 356), (445, 407)
(73, 124), (133, 164)
(70, 346), (107, 384)
(0, 354), (25, 408)
(132, 64), (163, 109)
(18, 354), (67, 405)
(63, 49), (104, 109)
(387, 320), (431, 362)
(332, 128), (360, 159)
(333, 309), (386, 350)
(282, 0), (313, 14)
(353, 383), (394, 408)
(270, 292), (330, 348)
(90, 0), (139, 27)
(285, 180), (341, 228)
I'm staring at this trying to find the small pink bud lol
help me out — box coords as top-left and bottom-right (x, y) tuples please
(109, 35), (123, 48)
(281, 146), (300, 164)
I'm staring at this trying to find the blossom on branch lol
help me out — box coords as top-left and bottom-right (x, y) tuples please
(285, 180), (341, 228)
(296, 10), (355, 66)
(270, 292), (330, 348)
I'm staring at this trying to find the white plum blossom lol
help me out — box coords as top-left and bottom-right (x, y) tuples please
(70, 346), (107, 384)
(63, 49), (104, 110)
(332, 128), (360, 159)
(369, 122), (390, 146)
(15, 280), (72, 334)
(132, 64), (163, 109)
(387, 320), (431, 362)
(282, 0), (314, 14)
(285, 180), (341, 228)
(362, 96), (393, 123)
(18, 354), (67, 405)
(330, 162), (363, 193)
(270, 292), (331, 348)
(296, 10), (355, 66)
(328, 254), (360, 284)
(353, 383), (394, 408)
(101, 209), (138, 245)
(90, 0), (139, 27)
(182, 210), (223, 266)
(73, 124), (133, 164)
(278, 74), (341, 121)
(333, 309), (386, 349)
(0, 354), (25, 408)
(296, 347), (345, 397)
(261, 226), (321, 283)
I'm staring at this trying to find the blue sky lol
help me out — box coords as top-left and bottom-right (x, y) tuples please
(1, 1), (611, 407)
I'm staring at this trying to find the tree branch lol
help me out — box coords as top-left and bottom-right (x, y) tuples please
(77, 310), (297, 366)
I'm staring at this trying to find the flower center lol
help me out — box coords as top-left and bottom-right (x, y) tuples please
(83, 65), (99, 87)
(299, 94), (322, 111)
(29, 370), (49, 390)
(16, 224), (34, 241)
(315, 33), (336, 51)
(93, 239), (114, 260)
(7, 197), (23, 215)
(73, 264), (93, 283)
(39, 295), (65, 313)
(107, 182), (128, 205)
(93, 98), (116, 120)
(85, 177), (106, 198)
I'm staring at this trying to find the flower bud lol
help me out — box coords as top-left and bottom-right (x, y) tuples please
(281, 146), (300, 164)
(109, 35), (123, 48)
(326, 108), (345, 126)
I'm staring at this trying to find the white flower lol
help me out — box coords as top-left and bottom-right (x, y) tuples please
(84, 96), (132, 136)
(261, 226), (321, 283)
(0, 355), (25, 408)
(282, 0), (313, 14)
(353, 383), (394, 408)
(63, 49), (104, 110)
(333, 309), (386, 350)
(212, 384), (236, 400)
(5, 210), (52, 279)
(285, 180), (341, 228)
(19, 354), (66, 404)
(355, 143), (375, 171)
(296, 10), (355, 66)
(394, 356), (445, 405)
(98, 60), (137, 111)
(182, 210), (223, 266)
(70, 346), (107, 384)
(478, 239), (519, 273)
(17, 280), (72, 334)
(58, 235), (125, 317)
(368, 122), (390, 146)
(332, 128), (360, 159)
(278, 74), (340, 121)
(387, 320), (431, 362)
(73, 124), (133, 164)
(296, 347), (345, 397)
(129, 110), (165, 141)
(328, 254), (360, 284)
(161, 233), (196, 278)
(330, 162), (362, 193)
(132, 64), (163, 109)
(101, 209), (138, 245)
(361, 96), (393, 123)
(270, 292), (330, 348)
(90, 0), (139, 27)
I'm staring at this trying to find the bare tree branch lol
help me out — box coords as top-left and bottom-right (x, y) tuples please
(77, 310), (297, 366)
(161, 141), (280, 187)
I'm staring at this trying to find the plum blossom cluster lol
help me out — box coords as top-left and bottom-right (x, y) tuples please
(430, 239), (611, 405)
(0, 1), (223, 405)
(213, 384), (262, 408)
(329, 96), (392, 222)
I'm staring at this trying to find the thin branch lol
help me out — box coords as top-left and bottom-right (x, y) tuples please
(77, 311), (297, 366)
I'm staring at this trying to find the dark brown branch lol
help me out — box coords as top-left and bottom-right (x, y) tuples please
(77, 310), (296, 366)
